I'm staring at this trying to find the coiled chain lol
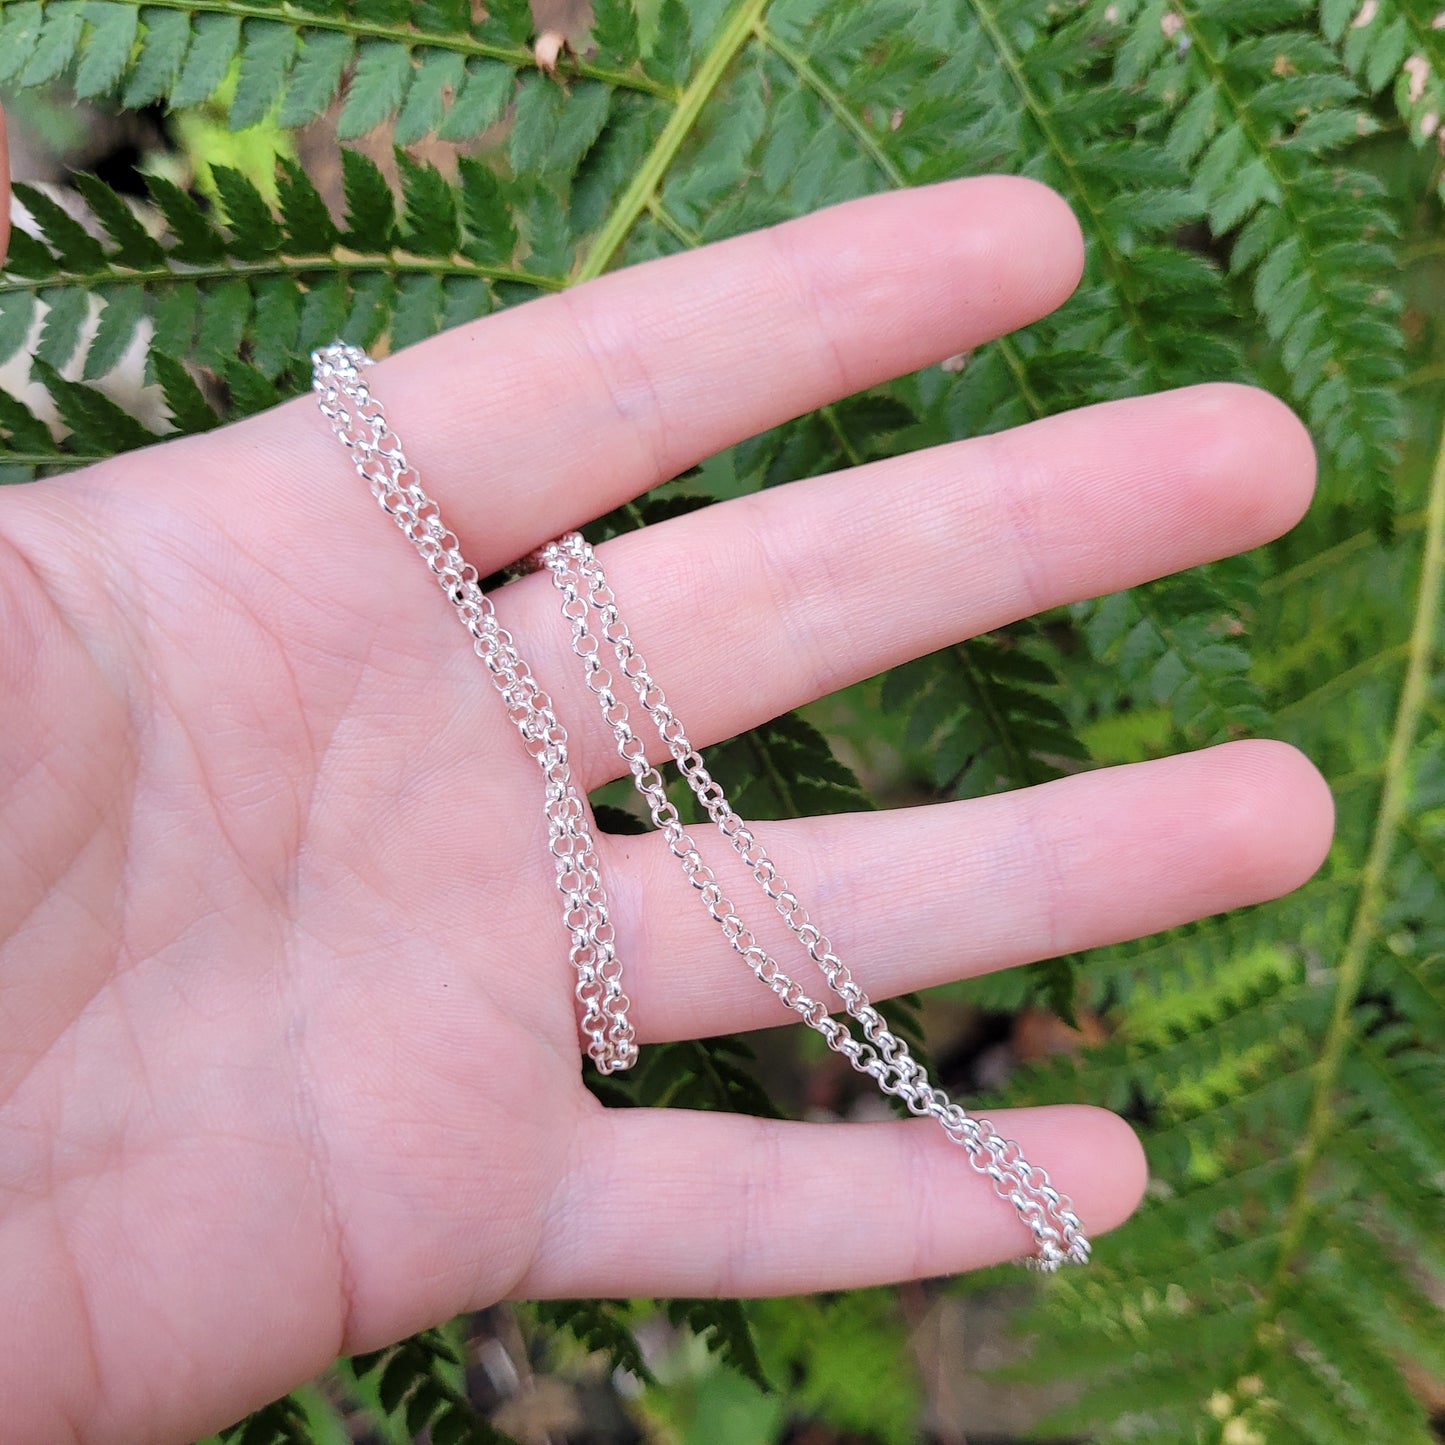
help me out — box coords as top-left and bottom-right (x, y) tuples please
(311, 342), (636, 1072)
(537, 533), (1088, 1271)
(311, 340), (1089, 1270)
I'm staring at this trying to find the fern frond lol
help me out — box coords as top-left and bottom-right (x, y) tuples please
(1111, 0), (1407, 510)
(996, 414), (1445, 1442)
(882, 629), (1086, 798)
(531, 1299), (655, 1384)
(0, 0), (672, 133)
(1325, 0), (1445, 199)
(345, 1326), (523, 1445)
(664, 1299), (769, 1391)
(0, 155), (568, 460)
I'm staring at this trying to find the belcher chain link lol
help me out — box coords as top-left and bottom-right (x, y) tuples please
(311, 342), (636, 1073)
(536, 533), (1088, 1271)
(311, 340), (1089, 1271)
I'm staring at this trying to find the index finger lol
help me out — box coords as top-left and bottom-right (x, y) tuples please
(182, 176), (1083, 573)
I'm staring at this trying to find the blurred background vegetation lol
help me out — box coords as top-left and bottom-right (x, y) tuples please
(0, 0), (1442, 1440)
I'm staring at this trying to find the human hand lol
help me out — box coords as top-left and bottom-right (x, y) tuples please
(0, 166), (1332, 1442)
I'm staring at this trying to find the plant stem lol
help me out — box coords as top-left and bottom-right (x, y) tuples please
(754, 22), (904, 186)
(965, 0), (1170, 385)
(945, 641), (1037, 792)
(745, 729), (800, 816)
(647, 197), (701, 248)
(1239, 413), (1445, 1386)
(1402, 360), (1445, 392)
(0, 251), (565, 298)
(820, 405), (862, 467)
(1272, 642), (1410, 724)
(1, 454), (112, 469)
(1259, 510), (1425, 596)
(574, 0), (771, 283)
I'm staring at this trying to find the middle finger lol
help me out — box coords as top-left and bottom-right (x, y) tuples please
(494, 380), (1316, 789)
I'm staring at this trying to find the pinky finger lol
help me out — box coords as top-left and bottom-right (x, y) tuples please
(520, 1105), (1147, 1298)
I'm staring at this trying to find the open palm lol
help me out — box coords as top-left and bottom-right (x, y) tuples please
(0, 170), (1333, 1443)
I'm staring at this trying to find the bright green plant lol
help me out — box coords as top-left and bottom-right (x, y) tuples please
(0, 0), (1441, 1440)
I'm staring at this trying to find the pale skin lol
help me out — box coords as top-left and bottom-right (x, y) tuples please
(0, 118), (1335, 1444)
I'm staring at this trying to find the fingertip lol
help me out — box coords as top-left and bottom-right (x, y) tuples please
(952, 173), (1086, 324)
(1200, 738), (1336, 903)
(1243, 738), (1335, 886)
(1033, 1104), (1149, 1236)
(1178, 383), (1319, 546)
(1005, 174), (1086, 300)
(1091, 1107), (1150, 1231)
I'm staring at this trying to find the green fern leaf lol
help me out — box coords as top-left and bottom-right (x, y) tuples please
(83, 285), (145, 379)
(230, 19), (297, 129)
(508, 71), (564, 175)
(533, 1300), (656, 1384)
(22, 0), (85, 86)
(220, 358), (286, 418)
(340, 149), (396, 249)
(144, 173), (224, 264)
(647, 0), (693, 85)
(151, 350), (218, 433)
(31, 357), (154, 454)
(13, 181), (106, 272)
(216, 1393), (311, 1445)
(33, 286), (87, 371)
(196, 277), (251, 367)
(121, 5), (189, 106)
(338, 39), (414, 137)
(458, 159), (518, 266)
(395, 48), (466, 145)
(592, 0), (641, 66)
(344, 1326), (522, 1444)
(0, 387), (56, 459)
(274, 159), (340, 254)
(74, 1), (139, 98)
(665, 1300), (769, 1390)
(276, 29), (354, 129)
(481, 0), (532, 47)
(170, 10), (240, 110)
(211, 165), (284, 260)
(398, 152), (460, 258)
(0, 3), (44, 86)
(248, 276), (301, 377)
(72, 172), (166, 269)
(0, 290), (36, 370)
(436, 56), (516, 141)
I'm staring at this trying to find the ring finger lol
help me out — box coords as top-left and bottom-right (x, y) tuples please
(599, 739), (1333, 1042)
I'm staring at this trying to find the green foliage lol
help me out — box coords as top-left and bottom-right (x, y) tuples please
(346, 1330), (520, 1445)
(530, 1300), (657, 1386)
(987, 444), (1445, 1440)
(1, 0), (1441, 1440)
(216, 1394), (311, 1445)
(749, 1291), (922, 1445)
(883, 627), (1087, 797)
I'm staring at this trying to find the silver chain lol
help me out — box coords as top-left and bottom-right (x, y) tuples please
(538, 533), (1088, 1271)
(310, 342), (636, 1073)
(311, 341), (1089, 1271)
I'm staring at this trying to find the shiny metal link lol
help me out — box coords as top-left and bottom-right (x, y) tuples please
(540, 532), (1090, 1271)
(310, 342), (637, 1074)
(310, 339), (1087, 1270)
